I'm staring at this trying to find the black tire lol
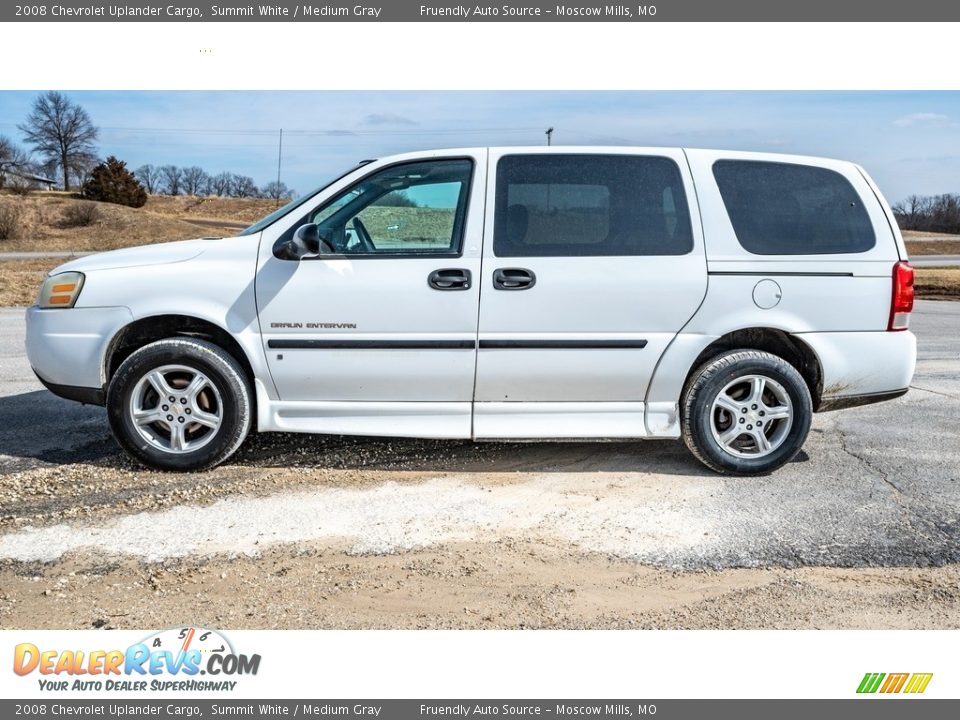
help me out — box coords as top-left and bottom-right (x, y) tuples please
(681, 349), (812, 475)
(107, 338), (252, 471)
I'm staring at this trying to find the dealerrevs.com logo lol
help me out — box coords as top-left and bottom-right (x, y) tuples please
(13, 627), (261, 693)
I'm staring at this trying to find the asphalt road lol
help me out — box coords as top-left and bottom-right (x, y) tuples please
(0, 302), (958, 571)
(910, 255), (960, 267)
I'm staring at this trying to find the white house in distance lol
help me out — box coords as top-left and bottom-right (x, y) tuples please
(0, 169), (58, 191)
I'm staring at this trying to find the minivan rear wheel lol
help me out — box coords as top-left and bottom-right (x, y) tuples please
(682, 349), (812, 475)
(107, 338), (252, 471)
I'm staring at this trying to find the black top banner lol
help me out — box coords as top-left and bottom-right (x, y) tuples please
(5, 0), (960, 22)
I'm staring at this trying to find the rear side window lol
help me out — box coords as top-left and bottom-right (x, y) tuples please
(494, 154), (693, 257)
(712, 160), (876, 255)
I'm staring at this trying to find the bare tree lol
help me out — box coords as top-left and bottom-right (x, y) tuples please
(0, 136), (32, 192)
(208, 171), (232, 196)
(36, 158), (59, 184)
(160, 165), (183, 195)
(0, 135), (31, 182)
(135, 164), (161, 193)
(893, 193), (960, 234)
(18, 91), (99, 192)
(69, 151), (99, 190)
(891, 195), (929, 229)
(181, 166), (209, 196)
(231, 174), (258, 198)
(261, 180), (293, 201)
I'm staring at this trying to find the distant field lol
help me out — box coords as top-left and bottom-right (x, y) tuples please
(901, 229), (960, 256)
(144, 195), (284, 224)
(902, 229), (960, 240)
(914, 267), (960, 300)
(0, 192), (254, 253)
(905, 239), (960, 256)
(359, 206), (455, 248)
(0, 258), (52, 306)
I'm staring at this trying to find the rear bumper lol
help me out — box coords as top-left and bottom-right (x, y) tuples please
(797, 330), (916, 412)
(817, 387), (908, 412)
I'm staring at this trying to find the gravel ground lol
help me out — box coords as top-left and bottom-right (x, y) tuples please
(3, 542), (959, 630)
(1, 302), (959, 629)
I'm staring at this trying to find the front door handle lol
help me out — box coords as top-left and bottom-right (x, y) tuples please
(428, 268), (472, 291)
(493, 268), (536, 290)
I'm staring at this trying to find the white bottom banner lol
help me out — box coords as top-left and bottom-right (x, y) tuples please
(1, 630), (952, 699)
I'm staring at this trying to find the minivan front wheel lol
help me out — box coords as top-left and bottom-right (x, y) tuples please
(107, 338), (252, 471)
(682, 350), (812, 475)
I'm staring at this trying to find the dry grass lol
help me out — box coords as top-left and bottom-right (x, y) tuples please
(0, 258), (55, 306)
(902, 229), (960, 240)
(905, 239), (960, 256)
(914, 266), (960, 300)
(59, 201), (102, 228)
(0, 192), (265, 253)
(901, 228), (960, 256)
(0, 195), (220, 252)
(144, 194), (283, 223)
(0, 201), (23, 240)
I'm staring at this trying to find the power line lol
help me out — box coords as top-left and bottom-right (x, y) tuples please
(0, 121), (545, 137)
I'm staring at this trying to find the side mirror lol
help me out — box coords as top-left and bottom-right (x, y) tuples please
(274, 223), (323, 260)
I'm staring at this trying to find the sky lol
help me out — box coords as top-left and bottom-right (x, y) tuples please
(1, 90), (958, 203)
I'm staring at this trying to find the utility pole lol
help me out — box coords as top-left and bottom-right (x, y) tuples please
(275, 128), (283, 207)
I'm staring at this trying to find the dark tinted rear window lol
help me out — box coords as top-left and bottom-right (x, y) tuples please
(712, 160), (876, 255)
(494, 154), (693, 257)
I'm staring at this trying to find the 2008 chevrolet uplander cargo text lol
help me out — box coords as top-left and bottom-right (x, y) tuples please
(25, 147), (917, 474)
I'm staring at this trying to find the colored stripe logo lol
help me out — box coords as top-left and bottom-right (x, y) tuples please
(857, 672), (933, 694)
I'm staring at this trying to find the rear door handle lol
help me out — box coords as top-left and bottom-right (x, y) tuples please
(493, 268), (536, 290)
(428, 268), (472, 291)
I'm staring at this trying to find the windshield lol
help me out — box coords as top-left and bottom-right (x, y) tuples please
(237, 161), (371, 236)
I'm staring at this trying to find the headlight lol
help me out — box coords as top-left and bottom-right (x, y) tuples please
(38, 272), (85, 309)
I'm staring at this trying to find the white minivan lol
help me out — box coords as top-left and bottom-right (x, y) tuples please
(26, 147), (917, 474)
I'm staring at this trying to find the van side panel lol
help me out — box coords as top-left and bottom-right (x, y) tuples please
(474, 148), (709, 416)
(644, 150), (913, 437)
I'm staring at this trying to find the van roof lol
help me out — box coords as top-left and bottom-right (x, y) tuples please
(372, 146), (855, 168)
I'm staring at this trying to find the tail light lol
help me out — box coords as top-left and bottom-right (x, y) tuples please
(888, 261), (914, 331)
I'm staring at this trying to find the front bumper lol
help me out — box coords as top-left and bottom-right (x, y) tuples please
(33, 371), (106, 405)
(25, 305), (133, 400)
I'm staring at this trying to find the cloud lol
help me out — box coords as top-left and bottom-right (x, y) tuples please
(360, 113), (418, 126)
(892, 112), (950, 127)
